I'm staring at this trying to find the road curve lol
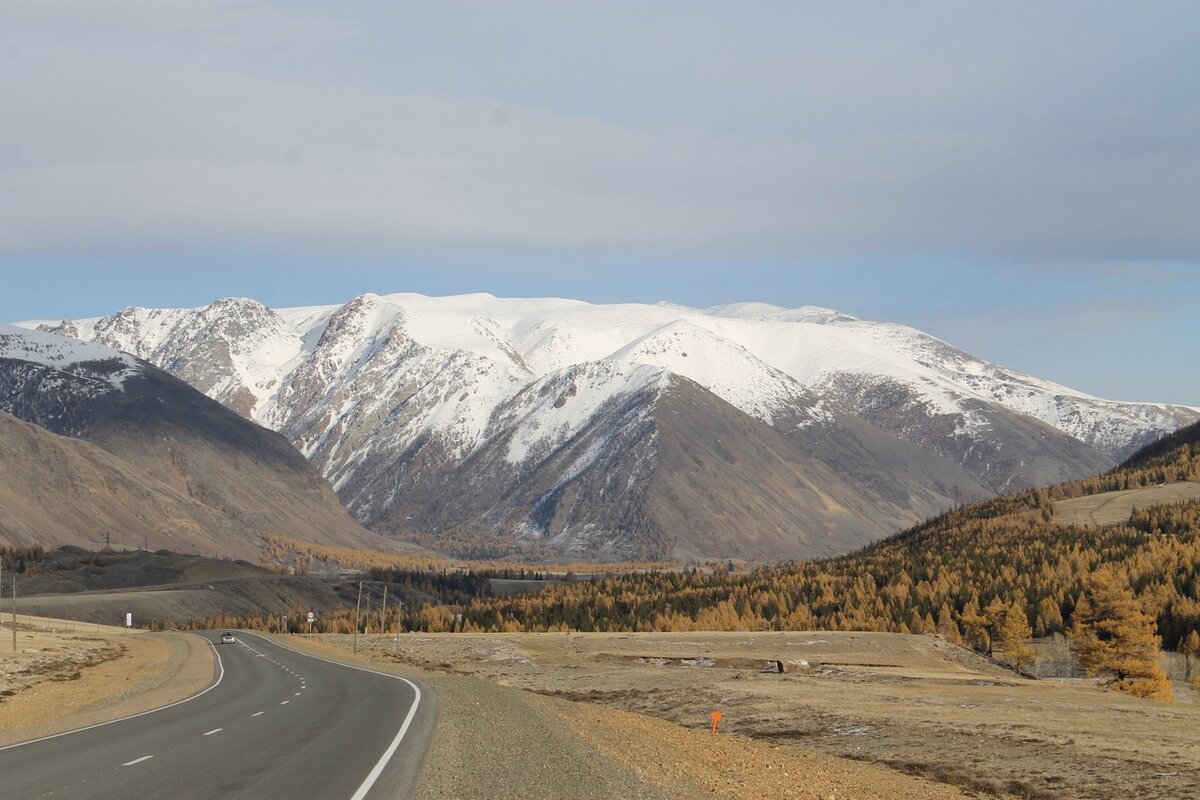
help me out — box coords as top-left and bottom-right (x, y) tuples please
(0, 631), (435, 799)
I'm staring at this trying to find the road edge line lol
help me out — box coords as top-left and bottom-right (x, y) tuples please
(0, 633), (225, 752)
(239, 632), (423, 800)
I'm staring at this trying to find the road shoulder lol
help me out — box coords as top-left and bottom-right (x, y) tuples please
(0, 618), (214, 747)
(270, 634), (673, 800)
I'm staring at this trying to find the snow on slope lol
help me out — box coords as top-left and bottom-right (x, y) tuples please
(21, 293), (1199, 467)
(261, 293), (533, 480)
(499, 361), (669, 464)
(0, 323), (139, 389)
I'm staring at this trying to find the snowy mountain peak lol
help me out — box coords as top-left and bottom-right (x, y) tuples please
(0, 323), (139, 390)
(703, 302), (859, 324)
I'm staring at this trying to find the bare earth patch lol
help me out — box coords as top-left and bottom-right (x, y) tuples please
(559, 699), (970, 800)
(0, 615), (214, 746)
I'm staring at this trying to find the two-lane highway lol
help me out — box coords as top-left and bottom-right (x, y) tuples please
(0, 632), (434, 799)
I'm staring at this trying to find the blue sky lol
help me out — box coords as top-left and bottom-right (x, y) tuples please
(1, 2), (1198, 404)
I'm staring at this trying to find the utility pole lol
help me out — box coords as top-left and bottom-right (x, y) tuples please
(365, 591), (372, 636)
(11, 567), (17, 652)
(353, 580), (362, 654)
(395, 600), (405, 643)
(379, 592), (388, 642)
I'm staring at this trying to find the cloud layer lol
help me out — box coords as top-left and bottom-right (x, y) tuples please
(2, 1), (1198, 262)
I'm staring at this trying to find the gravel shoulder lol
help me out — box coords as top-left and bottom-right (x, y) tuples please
(0, 615), (214, 746)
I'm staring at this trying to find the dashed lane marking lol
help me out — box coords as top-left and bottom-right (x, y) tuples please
(203, 728), (223, 736)
(252, 712), (265, 717)
(122, 755), (154, 767)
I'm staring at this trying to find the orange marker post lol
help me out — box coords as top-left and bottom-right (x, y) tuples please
(710, 709), (722, 733)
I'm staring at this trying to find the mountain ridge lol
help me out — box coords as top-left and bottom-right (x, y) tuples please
(20, 293), (1199, 560)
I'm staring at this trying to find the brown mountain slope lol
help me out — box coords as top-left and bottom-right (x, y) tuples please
(0, 409), (415, 561)
(0, 410), (242, 554)
(362, 370), (992, 562)
(648, 380), (991, 560)
(0, 337), (424, 561)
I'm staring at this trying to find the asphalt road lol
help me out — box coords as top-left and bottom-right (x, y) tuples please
(0, 631), (435, 799)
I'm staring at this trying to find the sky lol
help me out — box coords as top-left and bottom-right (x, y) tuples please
(1, 1), (1197, 405)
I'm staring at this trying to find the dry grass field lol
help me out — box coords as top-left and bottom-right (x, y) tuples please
(0, 615), (213, 746)
(1052, 482), (1200, 526)
(337, 630), (1199, 800)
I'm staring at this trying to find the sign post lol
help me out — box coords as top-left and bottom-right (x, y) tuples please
(307, 611), (315, 639)
(125, 612), (132, 630)
(353, 581), (362, 653)
(710, 709), (722, 734)
(11, 564), (16, 652)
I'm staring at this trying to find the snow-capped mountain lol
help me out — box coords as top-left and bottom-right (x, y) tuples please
(25, 294), (1199, 560)
(0, 323), (411, 559)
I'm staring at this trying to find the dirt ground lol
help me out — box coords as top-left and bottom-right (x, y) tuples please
(333, 630), (1199, 800)
(282, 634), (978, 800)
(0, 614), (214, 746)
(1052, 482), (1200, 526)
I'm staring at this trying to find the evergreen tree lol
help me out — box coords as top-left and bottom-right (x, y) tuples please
(997, 601), (1035, 671)
(936, 601), (963, 645)
(1071, 570), (1173, 700)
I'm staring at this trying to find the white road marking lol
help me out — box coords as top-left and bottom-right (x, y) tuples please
(239, 633), (425, 800)
(203, 728), (223, 736)
(122, 755), (154, 766)
(252, 712), (265, 717)
(294, 692), (302, 696)
(0, 635), (226, 754)
(280, 700), (290, 705)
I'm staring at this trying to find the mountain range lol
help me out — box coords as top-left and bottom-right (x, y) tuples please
(21, 293), (1199, 561)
